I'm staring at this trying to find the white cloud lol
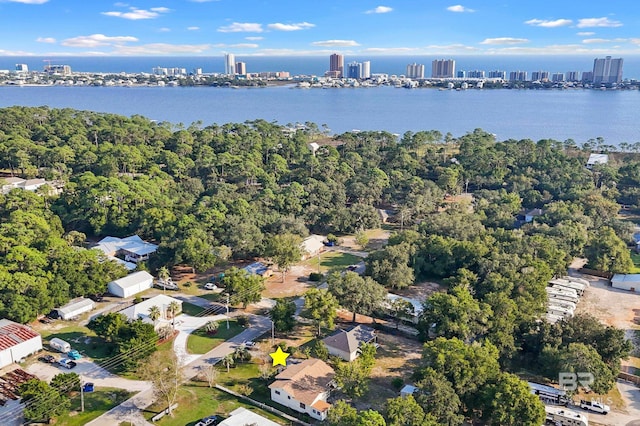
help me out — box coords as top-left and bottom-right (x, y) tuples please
(447, 5), (474, 13)
(61, 34), (138, 48)
(5, 0), (48, 3)
(362, 47), (418, 53)
(159, 27), (171, 32)
(217, 22), (263, 33)
(267, 22), (315, 31)
(480, 37), (529, 45)
(525, 18), (572, 27)
(631, 39), (640, 45)
(245, 36), (263, 41)
(187, 26), (200, 31)
(102, 7), (170, 20)
(425, 43), (480, 52)
(582, 38), (627, 44)
(114, 2), (129, 7)
(311, 40), (360, 47)
(365, 6), (393, 14)
(577, 32), (595, 36)
(577, 17), (623, 28)
(36, 37), (56, 43)
(113, 43), (211, 55)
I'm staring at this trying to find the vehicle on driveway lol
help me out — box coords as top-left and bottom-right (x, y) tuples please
(242, 340), (256, 347)
(346, 265), (358, 271)
(39, 355), (56, 363)
(58, 359), (77, 369)
(67, 350), (82, 360)
(83, 382), (94, 393)
(580, 399), (610, 414)
(204, 282), (218, 290)
(155, 279), (179, 291)
(195, 415), (220, 426)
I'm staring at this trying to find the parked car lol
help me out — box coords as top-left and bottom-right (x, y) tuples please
(204, 282), (218, 290)
(346, 264), (358, 271)
(67, 350), (82, 360)
(39, 355), (55, 363)
(323, 240), (335, 247)
(83, 382), (94, 393)
(88, 294), (104, 303)
(579, 399), (610, 414)
(195, 415), (220, 426)
(242, 340), (256, 347)
(58, 359), (77, 369)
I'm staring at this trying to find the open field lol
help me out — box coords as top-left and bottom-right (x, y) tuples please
(301, 251), (362, 274)
(57, 388), (133, 426)
(144, 383), (287, 426)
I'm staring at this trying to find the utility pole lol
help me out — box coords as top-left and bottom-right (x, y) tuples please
(80, 379), (84, 413)
(271, 320), (275, 345)
(226, 294), (230, 330)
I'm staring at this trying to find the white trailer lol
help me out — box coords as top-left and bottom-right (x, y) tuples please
(562, 276), (590, 287)
(546, 286), (579, 298)
(545, 406), (588, 426)
(547, 292), (579, 304)
(546, 313), (563, 324)
(549, 279), (585, 296)
(547, 305), (574, 318)
(548, 299), (577, 312)
(49, 337), (71, 353)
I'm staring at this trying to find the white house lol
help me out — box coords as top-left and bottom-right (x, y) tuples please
(218, 408), (280, 426)
(0, 319), (42, 368)
(55, 298), (95, 320)
(118, 294), (182, 328)
(385, 293), (423, 324)
(301, 235), (325, 260)
(93, 235), (158, 269)
(1, 177), (50, 194)
(611, 274), (640, 292)
(586, 153), (609, 169)
(269, 358), (335, 421)
(322, 325), (377, 362)
(108, 271), (154, 298)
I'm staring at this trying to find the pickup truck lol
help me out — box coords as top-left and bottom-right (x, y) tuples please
(58, 359), (77, 369)
(580, 399), (610, 414)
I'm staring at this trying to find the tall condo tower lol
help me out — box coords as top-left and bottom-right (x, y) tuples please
(330, 53), (344, 78)
(592, 56), (623, 84)
(235, 62), (247, 75)
(224, 53), (236, 75)
(361, 61), (371, 79)
(431, 59), (455, 78)
(406, 63), (425, 79)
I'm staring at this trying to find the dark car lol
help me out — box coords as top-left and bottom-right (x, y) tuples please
(39, 355), (55, 363)
(88, 294), (104, 303)
(195, 415), (220, 426)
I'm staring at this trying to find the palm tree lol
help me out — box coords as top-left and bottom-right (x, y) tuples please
(158, 266), (170, 282)
(205, 321), (219, 334)
(168, 301), (181, 329)
(148, 305), (161, 322)
(222, 353), (235, 373)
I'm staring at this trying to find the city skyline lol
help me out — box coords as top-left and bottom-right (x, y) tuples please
(0, 1), (639, 57)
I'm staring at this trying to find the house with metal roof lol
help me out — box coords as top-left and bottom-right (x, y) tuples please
(0, 319), (42, 368)
(219, 407), (280, 426)
(117, 294), (182, 329)
(93, 235), (158, 270)
(55, 298), (96, 320)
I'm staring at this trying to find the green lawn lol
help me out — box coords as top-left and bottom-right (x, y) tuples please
(303, 251), (362, 274)
(199, 292), (222, 303)
(144, 383), (286, 426)
(181, 302), (206, 316)
(56, 388), (133, 426)
(631, 252), (640, 273)
(187, 320), (244, 354)
(39, 325), (113, 362)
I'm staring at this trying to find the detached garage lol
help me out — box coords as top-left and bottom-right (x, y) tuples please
(0, 319), (42, 368)
(611, 274), (640, 292)
(108, 271), (154, 298)
(56, 298), (96, 320)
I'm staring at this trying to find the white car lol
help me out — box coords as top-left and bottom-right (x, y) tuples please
(579, 399), (610, 414)
(242, 340), (256, 347)
(203, 282), (218, 290)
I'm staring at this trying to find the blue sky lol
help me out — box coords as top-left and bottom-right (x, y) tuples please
(1, 0), (639, 56)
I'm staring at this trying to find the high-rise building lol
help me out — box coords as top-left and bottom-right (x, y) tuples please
(224, 53), (236, 75)
(456, 70), (466, 78)
(15, 64), (28, 73)
(551, 73), (565, 82)
(488, 70), (506, 79)
(330, 53), (344, 78)
(407, 63), (425, 79)
(235, 62), (247, 75)
(582, 71), (594, 83)
(44, 64), (71, 75)
(509, 71), (527, 81)
(431, 59), (455, 78)
(347, 62), (361, 79)
(565, 71), (580, 82)
(531, 71), (549, 82)
(361, 61), (371, 79)
(467, 70), (485, 79)
(592, 56), (623, 84)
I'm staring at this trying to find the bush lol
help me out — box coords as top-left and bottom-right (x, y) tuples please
(183, 281), (192, 287)
(309, 272), (324, 282)
(236, 315), (249, 327)
(133, 296), (142, 304)
(391, 377), (404, 390)
(327, 233), (338, 244)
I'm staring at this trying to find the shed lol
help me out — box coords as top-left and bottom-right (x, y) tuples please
(242, 262), (273, 278)
(586, 153), (609, 169)
(56, 298), (95, 320)
(400, 384), (418, 397)
(0, 319), (42, 368)
(219, 408), (280, 426)
(301, 235), (326, 260)
(108, 271), (154, 298)
(611, 274), (640, 292)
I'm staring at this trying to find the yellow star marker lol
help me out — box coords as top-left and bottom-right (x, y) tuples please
(269, 347), (290, 366)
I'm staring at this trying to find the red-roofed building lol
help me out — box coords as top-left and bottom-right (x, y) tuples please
(0, 319), (42, 368)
